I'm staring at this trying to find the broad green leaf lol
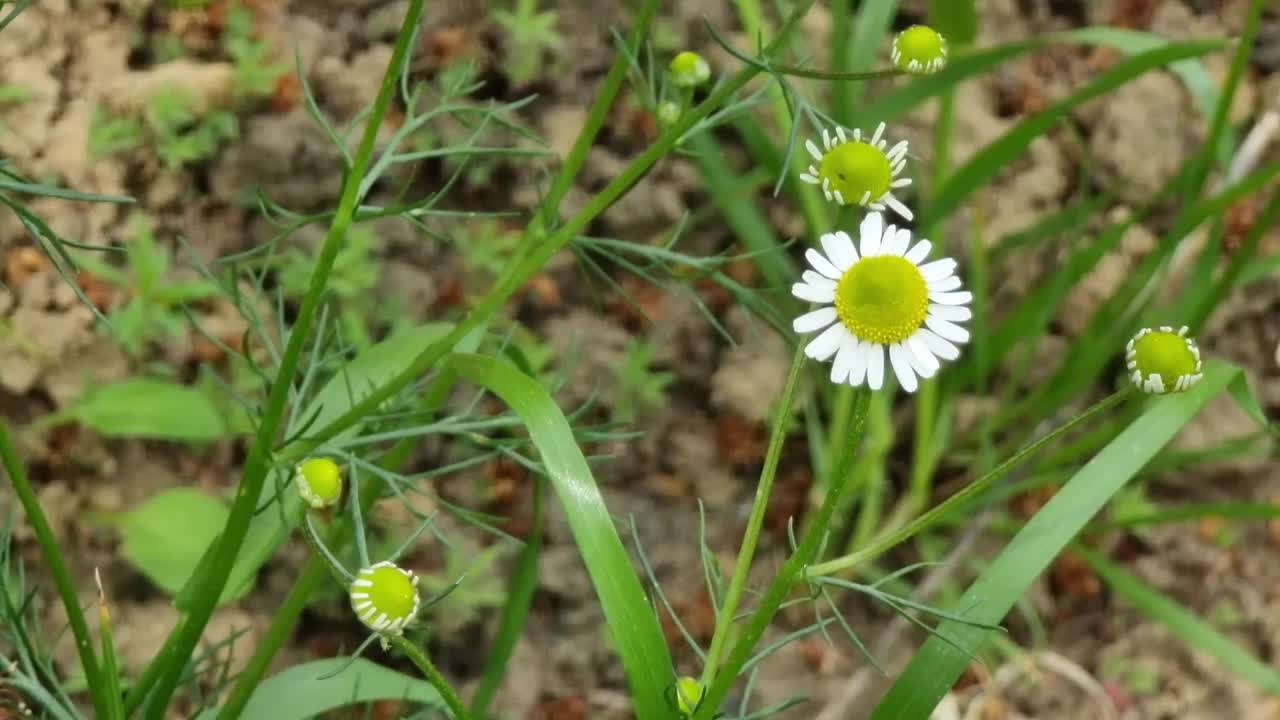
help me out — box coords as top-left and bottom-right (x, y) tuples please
(71, 378), (226, 441)
(869, 360), (1239, 720)
(193, 658), (442, 720)
(924, 40), (1225, 227)
(449, 353), (674, 720)
(118, 488), (248, 603)
(300, 322), (455, 443)
(1079, 546), (1280, 693)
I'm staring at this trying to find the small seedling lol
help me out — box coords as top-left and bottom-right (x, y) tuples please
(77, 215), (219, 355)
(491, 0), (562, 85)
(612, 338), (675, 423)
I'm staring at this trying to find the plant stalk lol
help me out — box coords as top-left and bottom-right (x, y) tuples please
(135, 2), (428, 715)
(808, 387), (1132, 578)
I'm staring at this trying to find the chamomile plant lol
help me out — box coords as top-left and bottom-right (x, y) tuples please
(792, 212), (971, 392)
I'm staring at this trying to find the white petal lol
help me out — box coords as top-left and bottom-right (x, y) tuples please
(859, 212), (884, 257)
(889, 343), (918, 393)
(806, 139), (823, 162)
(805, 323), (847, 361)
(905, 334), (940, 377)
(905, 239), (932, 265)
(847, 340), (870, 387)
(884, 193), (913, 221)
(920, 258), (957, 281)
(802, 270), (836, 289)
(806, 248), (843, 280)
(930, 291), (973, 306)
(793, 307), (838, 333)
(925, 316), (970, 343)
(918, 328), (960, 361)
(929, 275), (962, 292)
(820, 232), (857, 271)
(883, 227), (911, 256)
(799, 173), (819, 184)
(830, 334), (860, 383)
(928, 303), (971, 322)
(865, 343), (885, 390)
(792, 282), (835, 303)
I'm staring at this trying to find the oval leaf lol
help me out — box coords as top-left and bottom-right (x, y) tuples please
(72, 378), (226, 441)
(193, 658), (441, 720)
(119, 489), (233, 598)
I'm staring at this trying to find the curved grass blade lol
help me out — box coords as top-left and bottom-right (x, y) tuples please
(1077, 545), (1280, 693)
(923, 40), (1225, 228)
(868, 360), (1239, 720)
(449, 353), (674, 720)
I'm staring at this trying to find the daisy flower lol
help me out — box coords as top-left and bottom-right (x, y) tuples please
(799, 121), (913, 221)
(892, 25), (948, 75)
(1125, 326), (1203, 394)
(791, 212), (972, 392)
(349, 561), (420, 637)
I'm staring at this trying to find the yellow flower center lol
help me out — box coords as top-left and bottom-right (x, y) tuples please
(894, 25), (947, 73)
(834, 255), (928, 344)
(352, 565), (417, 624)
(1132, 331), (1198, 382)
(297, 457), (342, 508)
(818, 141), (892, 205)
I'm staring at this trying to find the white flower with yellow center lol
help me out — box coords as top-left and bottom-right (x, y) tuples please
(798, 121), (913, 220)
(792, 212), (971, 392)
(892, 25), (948, 74)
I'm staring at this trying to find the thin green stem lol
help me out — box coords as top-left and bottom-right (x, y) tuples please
(700, 342), (805, 688)
(388, 634), (471, 720)
(215, 368), (460, 719)
(280, 2), (819, 463)
(808, 387), (1132, 577)
(692, 387), (872, 720)
(1, 422), (109, 719)
(136, 2), (428, 715)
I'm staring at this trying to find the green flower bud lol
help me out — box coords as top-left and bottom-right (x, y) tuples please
(657, 101), (682, 127)
(1126, 326), (1203, 394)
(669, 51), (711, 87)
(295, 457), (343, 509)
(892, 25), (948, 74)
(349, 561), (420, 635)
(674, 676), (704, 716)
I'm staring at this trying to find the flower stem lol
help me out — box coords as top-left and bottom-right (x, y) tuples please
(692, 385), (872, 719)
(0, 421), (109, 719)
(387, 634), (471, 720)
(276, 0), (820, 465)
(807, 387), (1133, 578)
(134, 2), (428, 715)
(700, 342), (805, 688)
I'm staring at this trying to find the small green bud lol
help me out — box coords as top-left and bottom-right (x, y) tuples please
(295, 457), (343, 509)
(669, 51), (711, 87)
(657, 101), (682, 127)
(674, 676), (705, 716)
(349, 561), (420, 635)
(892, 25), (948, 74)
(1126, 326), (1203, 394)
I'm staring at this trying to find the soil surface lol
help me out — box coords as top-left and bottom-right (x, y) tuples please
(3, 1), (1280, 719)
